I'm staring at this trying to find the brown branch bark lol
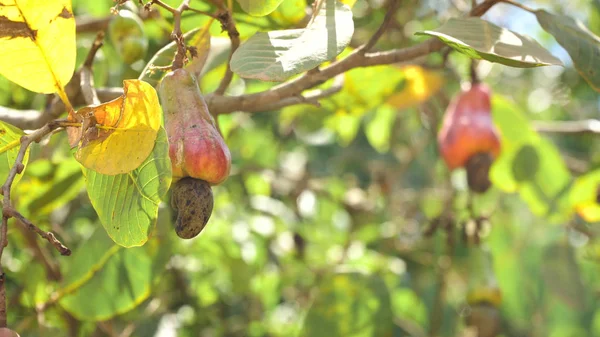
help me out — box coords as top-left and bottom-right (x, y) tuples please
(205, 38), (446, 114)
(358, 0), (400, 53)
(533, 119), (600, 135)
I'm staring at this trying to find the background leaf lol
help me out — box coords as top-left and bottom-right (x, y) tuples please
(536, 10), (600, 91)
(236, 0), (285, 16)
(416, 17), (563, 67)
(302, 272), (393, 337)
(85, 128), (172, 247)
(0, 0), (75, 95)
(490, 96), (573, 223)
(230, 0), (354, 81)
(386, 65), (445, 110)
(58, 228), (158, 320)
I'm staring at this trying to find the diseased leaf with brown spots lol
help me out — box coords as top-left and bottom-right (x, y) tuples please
(0, 0), (75, 101)
(69, 80), (162, 175)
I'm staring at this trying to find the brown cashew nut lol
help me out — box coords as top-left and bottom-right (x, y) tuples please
(171, 177), (214, 239)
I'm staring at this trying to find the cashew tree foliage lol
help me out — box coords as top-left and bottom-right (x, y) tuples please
(0, 0), (599, 336)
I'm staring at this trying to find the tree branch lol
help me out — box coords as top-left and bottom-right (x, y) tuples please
(0, 0), (500, 127)
(206, 38), (445, 114)
(358, 0), (400, 53)
(205, 0), (501, 114)
(533, 119), (600, 135)
(258, 74), (345, 111)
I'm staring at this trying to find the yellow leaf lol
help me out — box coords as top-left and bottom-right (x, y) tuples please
(339, 0), (357, 8)
(386, 65), (444, 110)
(576, 203), (600, 222)
(466, 286), (502, 307)
(72, 80), (161, 175)
(0, 0), (76, 103)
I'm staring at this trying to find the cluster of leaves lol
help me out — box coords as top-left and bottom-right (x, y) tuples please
(0, 0), (600, 336)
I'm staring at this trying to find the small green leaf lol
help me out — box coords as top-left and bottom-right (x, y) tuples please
(236, 0), (285, 16)
(17, 159), (84, 218)
(365, 105), (396, 153)
(85, 128), (172, 247)
(230, 0), (354, 81)
(535, 10), (600, 91)
(416, 17), (563, 68)
(0, 121), (29, 189)
(59, 229), (154, 320)
(302, 272), (393, 337)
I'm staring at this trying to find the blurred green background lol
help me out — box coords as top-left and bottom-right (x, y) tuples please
(1, 0), (600, 336)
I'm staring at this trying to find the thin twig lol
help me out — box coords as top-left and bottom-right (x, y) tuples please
(470, 59), (480, 84)
(359, 0), (400, 53)
(81, 32), (105, 106)
(533, 119), (600, 135)
(0, 120), (72, 327)
(214, 9), (240, 95)
(470, 0), (501, 15)
(145, 0), (177, 14)
(498, 0), (536, 13)
(17, 219), (62, 281)
(4, 209), (71, 256)
(182, 5), (220, 19)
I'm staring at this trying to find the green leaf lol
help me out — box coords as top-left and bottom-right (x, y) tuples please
(59, 229), (155, 320)
(230, 0), (354, 81)
(85, 128), (172, 247)
(139, 22), (213, 87)
(490, 96), (573, 223)
(535, 10), (600, 91)
(301, 272), (393, 337)
(0, 120), (29, 189)
(416, 17), (563, 68)
(569, 169), (600, 222)
(236, 0), (285, 16)
(541, 242), (586, 310)
(365, 105), (397, 153)
(17, 159), (84, 218)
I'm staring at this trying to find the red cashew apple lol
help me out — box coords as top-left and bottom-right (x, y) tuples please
(158, 68), (231, 239)
(159, 68), (231, 185)
(437, 83), (501, 171)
